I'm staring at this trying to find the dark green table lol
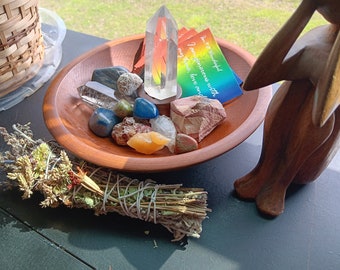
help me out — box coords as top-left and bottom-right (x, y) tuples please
(1, 29), (339, 270)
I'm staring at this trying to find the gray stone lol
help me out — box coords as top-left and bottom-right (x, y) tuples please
(92, 66), (129, 90)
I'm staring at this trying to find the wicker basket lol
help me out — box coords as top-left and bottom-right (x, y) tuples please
(0, 0), (44, 97)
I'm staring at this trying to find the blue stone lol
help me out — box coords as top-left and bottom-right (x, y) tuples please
(133, 98), (159, 119)
(92, 66), (129, 90)
(89, 108), (121, 137)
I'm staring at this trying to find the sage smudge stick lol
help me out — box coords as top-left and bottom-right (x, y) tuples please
(0, 123), (210, 241)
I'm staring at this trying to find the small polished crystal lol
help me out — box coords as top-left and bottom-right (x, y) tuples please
(88, 108), (121, 137)
(143, 5), (178, 100)
(133, 97), (159, 119)
(92, 66), (129, 90)
(113, 99), (133, 118)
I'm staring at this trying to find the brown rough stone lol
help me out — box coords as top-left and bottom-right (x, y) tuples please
(170, 96), (226, 142)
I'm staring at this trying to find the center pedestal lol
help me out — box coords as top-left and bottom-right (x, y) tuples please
(137, 84), (182, 116)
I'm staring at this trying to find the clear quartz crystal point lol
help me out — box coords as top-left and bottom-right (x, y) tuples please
(144, 5), (178, 100)
(77, 81), (119, 110)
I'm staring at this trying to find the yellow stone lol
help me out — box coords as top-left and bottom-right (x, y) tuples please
(127, 131), (170, 154)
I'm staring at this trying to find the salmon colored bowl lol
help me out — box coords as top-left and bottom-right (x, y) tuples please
(43, 34), (272, 172)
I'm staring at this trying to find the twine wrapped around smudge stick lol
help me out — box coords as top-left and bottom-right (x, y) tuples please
(0, 123), (210, 241)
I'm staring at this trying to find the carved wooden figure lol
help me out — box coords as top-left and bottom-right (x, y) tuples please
(234, 0), (340, 216)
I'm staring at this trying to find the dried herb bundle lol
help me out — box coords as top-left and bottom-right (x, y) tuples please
(0, 123), (210, 241)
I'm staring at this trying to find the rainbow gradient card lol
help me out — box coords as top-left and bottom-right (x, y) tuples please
(177, 28), (243, 103)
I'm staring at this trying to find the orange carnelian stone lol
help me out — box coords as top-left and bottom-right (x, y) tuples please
(127, 131), (170, 154)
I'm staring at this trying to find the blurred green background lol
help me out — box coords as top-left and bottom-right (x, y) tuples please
(39, 0), (326, 56)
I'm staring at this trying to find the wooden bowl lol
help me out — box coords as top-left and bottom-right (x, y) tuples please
(43, 34), (272, 172)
